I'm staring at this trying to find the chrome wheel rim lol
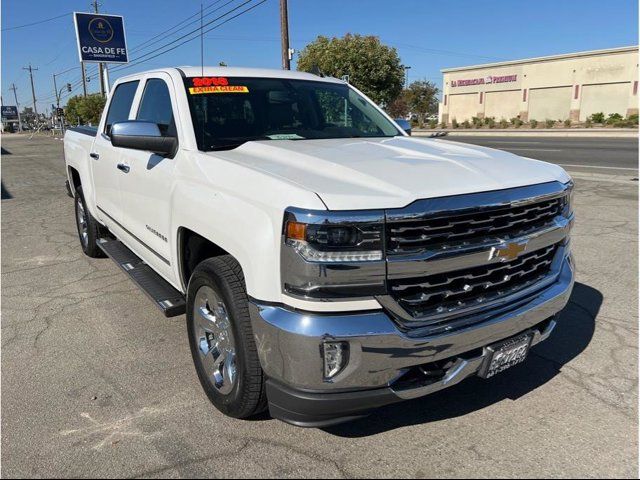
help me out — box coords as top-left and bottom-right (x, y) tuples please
(193, 285), (237, 395)
(76, 197), (88, 248)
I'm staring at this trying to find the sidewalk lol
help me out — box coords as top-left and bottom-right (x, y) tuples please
(413, 128), (638, 138)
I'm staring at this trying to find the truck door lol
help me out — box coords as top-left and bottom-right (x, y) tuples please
(116, 74), (179, 279)
(91, 80), (139, 228)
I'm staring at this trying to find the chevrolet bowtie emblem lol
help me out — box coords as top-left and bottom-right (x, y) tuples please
(490, 241), (527, 262)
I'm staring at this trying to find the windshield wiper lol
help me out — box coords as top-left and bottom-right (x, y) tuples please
(207, 135), (273, 151)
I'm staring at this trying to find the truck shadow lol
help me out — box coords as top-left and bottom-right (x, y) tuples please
(1, 182), (13, 200)
(323, 281), (600, 438)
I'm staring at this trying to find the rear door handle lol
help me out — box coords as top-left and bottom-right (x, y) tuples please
(89, 152), (99, 160)
(117, 163), (130, 173)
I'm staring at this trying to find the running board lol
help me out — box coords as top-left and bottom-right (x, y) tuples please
(97, 238), (186, 317)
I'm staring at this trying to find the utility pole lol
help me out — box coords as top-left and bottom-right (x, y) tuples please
(53, 74), (60, 107)
(81, 62), (88, 97)
(279, 0), (290, 70)
(9, 83), (23, 132)
(92, 0), (106, 97)
(404, 66), (411, 89)
(22, 64), (38, 117)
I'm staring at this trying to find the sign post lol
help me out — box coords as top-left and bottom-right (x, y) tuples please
(73, 12), (129, 97)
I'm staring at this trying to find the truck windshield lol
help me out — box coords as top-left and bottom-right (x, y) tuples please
(183, 76), (402, 151)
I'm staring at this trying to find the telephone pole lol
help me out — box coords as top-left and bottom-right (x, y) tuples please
(279, 0), (290, 70)
(92, 0), (106, 97)
(81, 63), (88, 97)
(22, 64), (38, 116)
(9, 83), (23, 132)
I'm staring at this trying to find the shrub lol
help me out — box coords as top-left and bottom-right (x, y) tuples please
(462, 120), (471, 129)
(486, 117), (496, 129)
(530, 119), (538, 129)
(545, 119), (555, 129)
(499, 118), (509, 129)
(440, 121), (447, 129)
(471, 116), (483, 127)
(606, 113), (623, 125)
(627, 114), (638, 125)
(589, 112), (605, 124)
(510, 117), (523, 128)
(564, 119), (572, 128)
(429, 119), (438, 129)
(451, 118), (459, 129)
(585, 118), (593, 128)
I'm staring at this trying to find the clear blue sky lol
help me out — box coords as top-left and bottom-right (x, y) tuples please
(2, 0), (637, 113)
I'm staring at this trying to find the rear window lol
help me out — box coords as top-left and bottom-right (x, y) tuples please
(104, 80), (139, 135)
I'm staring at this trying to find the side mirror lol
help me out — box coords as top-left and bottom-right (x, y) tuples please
(394, 118), (412, 136)
(110, 121), (177, 158)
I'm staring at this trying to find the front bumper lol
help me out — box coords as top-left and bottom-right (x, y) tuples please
(249, 255), (574, 427)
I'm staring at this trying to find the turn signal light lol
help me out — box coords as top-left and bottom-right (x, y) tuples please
(286, 221), (307, 241)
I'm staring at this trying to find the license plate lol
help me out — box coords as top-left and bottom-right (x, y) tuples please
(478, 332), (533, 379)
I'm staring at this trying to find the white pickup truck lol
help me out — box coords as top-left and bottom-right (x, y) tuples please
(64, 67), (575, 427)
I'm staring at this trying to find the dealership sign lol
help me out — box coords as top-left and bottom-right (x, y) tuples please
(73, 12), (128, 63)
(1, 106), (18, 121)
(451, 74), (517, 87)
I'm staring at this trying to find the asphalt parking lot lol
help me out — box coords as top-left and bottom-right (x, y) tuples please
(1, 134), (638, 478)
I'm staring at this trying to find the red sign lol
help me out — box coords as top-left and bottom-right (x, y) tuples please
(451, 74), (517, 87)
(191, 77), (229, 87)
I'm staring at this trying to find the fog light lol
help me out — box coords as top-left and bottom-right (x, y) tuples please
(323, 341), (349, 380)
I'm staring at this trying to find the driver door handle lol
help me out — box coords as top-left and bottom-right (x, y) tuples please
(117, 163), (130, 173)
(89, 152), (99, 160)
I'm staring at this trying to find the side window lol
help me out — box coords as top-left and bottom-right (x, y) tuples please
(136, 79), (175, 136)
(104, 80), (139, 135)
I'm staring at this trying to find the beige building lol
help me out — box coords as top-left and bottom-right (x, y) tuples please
(439, 46), (639, 124)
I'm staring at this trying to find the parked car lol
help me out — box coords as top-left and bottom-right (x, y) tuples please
(394, 118), (412, 135)
(64, 67), (574, 427)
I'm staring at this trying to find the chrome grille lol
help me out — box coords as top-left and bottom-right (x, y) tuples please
(389, 243), (559, 323)
(387, 196), (565, 254)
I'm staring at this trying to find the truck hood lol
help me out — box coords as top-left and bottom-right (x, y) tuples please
(207, 136), (571, 210)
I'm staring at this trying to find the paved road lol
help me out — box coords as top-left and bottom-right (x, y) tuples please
(1, 135), (637, 478)
(439, 136), (638, 173)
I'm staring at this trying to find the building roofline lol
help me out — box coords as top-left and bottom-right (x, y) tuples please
(441, 45), (639, 73)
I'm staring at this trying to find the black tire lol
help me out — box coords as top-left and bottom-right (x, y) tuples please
(74, 186), (106, 258)
(187, 255), (267, 419)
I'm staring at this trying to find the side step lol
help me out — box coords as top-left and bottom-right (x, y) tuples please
(97, 238), (186, 317)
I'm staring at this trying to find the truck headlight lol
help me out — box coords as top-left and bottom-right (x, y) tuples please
(281, 208), (386, 300)
(285, 222), (383, 262)
(563, 180), (574, 217)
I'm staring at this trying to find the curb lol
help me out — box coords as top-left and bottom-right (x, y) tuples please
(413, 129), (638, 138)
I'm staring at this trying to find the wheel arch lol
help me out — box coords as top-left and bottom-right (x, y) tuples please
(177, 227), (234, 292)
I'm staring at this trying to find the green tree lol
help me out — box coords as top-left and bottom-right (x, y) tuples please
(386, 92), (410, 118)
(403, 80), (439, 127)
(64, 94), (106, 125)
(297, 34), (404, 106)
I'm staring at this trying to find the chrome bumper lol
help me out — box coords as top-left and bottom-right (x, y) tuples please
(249, 254), (574, 393)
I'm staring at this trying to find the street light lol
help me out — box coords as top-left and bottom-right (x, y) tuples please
(404, 66), (411, 89)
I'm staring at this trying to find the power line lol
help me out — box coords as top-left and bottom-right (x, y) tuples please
(2, 12), (70, 32)
(129, 0), (228, 54)
(110, 0), (267, 74)
(115, 0), (241, 68)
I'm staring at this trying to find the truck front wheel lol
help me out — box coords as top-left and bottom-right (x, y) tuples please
(74, 186), (105, 258)
(187, 256), (267, 419)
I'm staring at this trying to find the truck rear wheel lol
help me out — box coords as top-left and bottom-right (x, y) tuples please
(187, 255), (267, 419)
(74, 186), (105, 258)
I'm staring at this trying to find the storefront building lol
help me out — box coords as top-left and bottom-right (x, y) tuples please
(439, 46), (639, 124)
